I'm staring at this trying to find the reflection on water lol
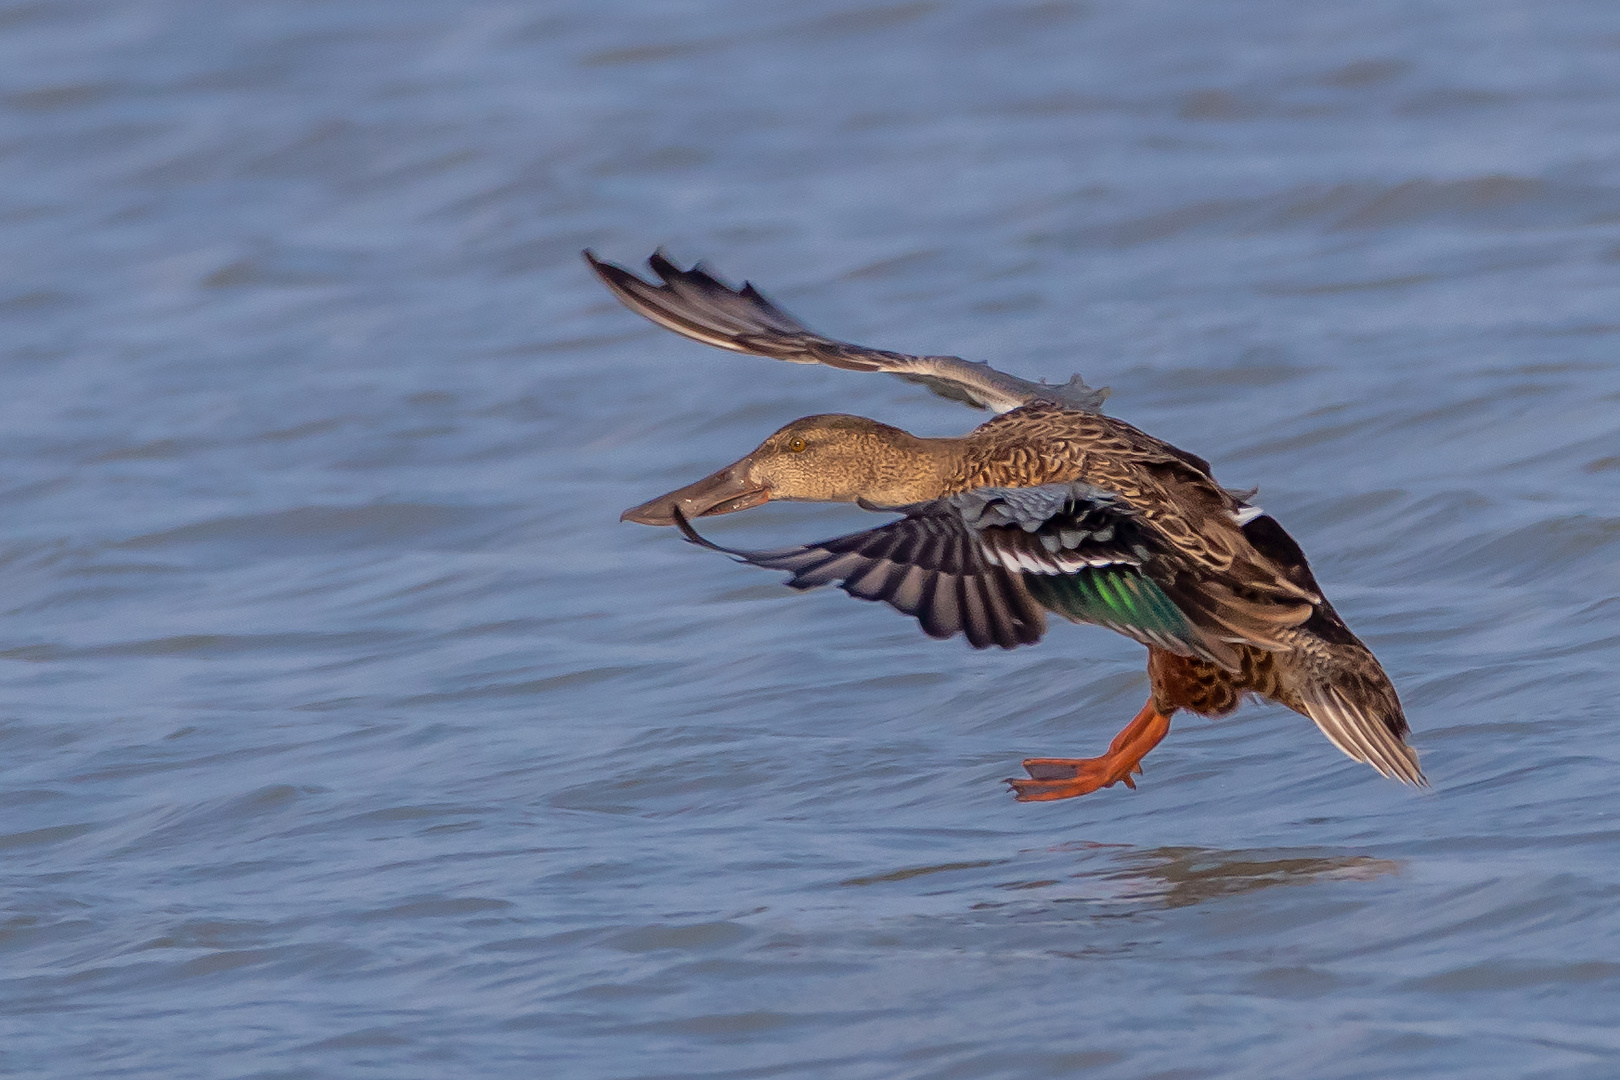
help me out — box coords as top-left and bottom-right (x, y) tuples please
(841, 859), (1010, 887)
(843, 842), (1400, 912)
(1110, 847), (1401, 909)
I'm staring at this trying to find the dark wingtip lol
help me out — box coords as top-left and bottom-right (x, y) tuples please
(855, 496), (923, 514)
(583, 248), (639, 289)
(582, 248), (621, 278)
(583, 248), (681, 290)
(670, 505), (726, 553)
(648, 248), (680, 282)
(670, 507), (769, 569)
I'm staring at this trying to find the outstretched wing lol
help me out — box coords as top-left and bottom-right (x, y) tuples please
(672, 505), (1047, 650)
(585, 249), (1109, 414)
(671, 482), (1259, 665)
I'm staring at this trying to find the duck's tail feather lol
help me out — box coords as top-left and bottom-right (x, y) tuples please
(1294, 659), (1426, 786)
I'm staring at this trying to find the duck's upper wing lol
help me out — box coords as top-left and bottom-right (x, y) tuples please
(584, 250), (1108, 414)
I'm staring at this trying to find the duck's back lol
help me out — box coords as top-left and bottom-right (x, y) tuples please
(950, 404), (1287, 593)
(949, 403), (1209, 490)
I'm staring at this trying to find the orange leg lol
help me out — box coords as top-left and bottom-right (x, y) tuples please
(1006, 699), (1172, 802)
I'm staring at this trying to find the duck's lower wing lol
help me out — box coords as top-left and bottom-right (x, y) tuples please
(584, 250), (1108, 414)
(671, 503), (1048, 650)
(670, 482), (1241, 664)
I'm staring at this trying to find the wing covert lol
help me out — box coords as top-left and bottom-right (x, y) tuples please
(947, 483), (1232, 662)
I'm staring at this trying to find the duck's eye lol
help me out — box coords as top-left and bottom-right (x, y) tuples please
(787, 437), (807, 453)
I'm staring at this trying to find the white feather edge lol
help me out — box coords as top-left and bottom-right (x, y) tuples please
(1300, 686), (1426, 786)
(981, 542), (1133, 575)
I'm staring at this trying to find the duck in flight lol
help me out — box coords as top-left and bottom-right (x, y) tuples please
(588, 250), (1424, 800)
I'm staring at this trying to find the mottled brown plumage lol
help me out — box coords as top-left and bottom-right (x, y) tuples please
(593, 249), (1425, 797)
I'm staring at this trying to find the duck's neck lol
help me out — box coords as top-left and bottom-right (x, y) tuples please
(859, 434), (966, 506)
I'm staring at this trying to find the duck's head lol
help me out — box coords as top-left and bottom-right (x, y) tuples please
(622, 414), (948, 525)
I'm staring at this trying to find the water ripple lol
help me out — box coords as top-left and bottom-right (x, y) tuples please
(2, 1), (1619, 1078)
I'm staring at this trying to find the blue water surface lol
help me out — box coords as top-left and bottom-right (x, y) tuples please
(2, 1), (1619, 1077)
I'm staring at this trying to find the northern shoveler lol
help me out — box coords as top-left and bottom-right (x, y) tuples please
(589, 250), (1424, 800)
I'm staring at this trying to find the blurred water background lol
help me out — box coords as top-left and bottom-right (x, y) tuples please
(2, 1), (1619, 1077)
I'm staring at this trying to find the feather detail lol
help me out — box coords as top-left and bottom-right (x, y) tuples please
(670, 506), (1046, 649)
(1297, 684), (1426, 786)
(585, 250), (1108, 414)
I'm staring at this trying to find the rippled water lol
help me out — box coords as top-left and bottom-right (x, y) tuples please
(3, 1), (1619, 1077)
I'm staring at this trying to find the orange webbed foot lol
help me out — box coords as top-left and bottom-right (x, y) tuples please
(1006, 701), (1170, 803)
